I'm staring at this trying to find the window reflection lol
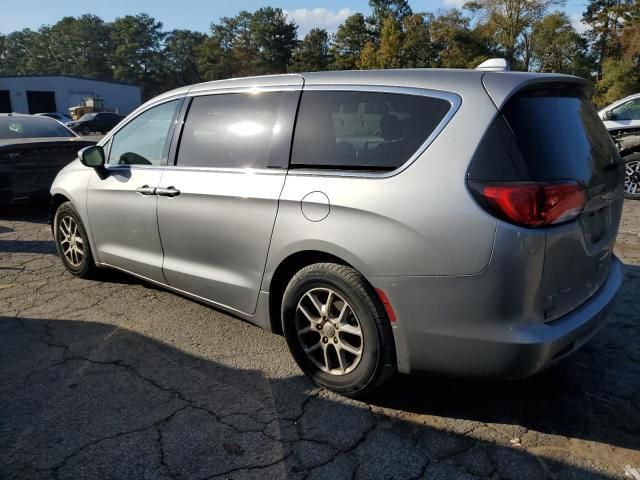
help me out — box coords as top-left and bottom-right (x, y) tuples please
(229, 121), (265, 137)
(176, 92), (297, 169)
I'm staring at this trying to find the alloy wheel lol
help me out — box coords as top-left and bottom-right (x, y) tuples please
(295, 287), (364, 375)
(58, 215), (84, 268)
(625, 160), (640, 196)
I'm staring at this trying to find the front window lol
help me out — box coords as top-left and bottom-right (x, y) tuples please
(108, 100), (181, 166)
(612, 99), (640, 121)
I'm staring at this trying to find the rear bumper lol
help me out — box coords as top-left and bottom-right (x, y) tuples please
(373, 256), (624, 378)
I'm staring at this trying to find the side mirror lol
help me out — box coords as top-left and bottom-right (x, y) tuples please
(79, 145), (105, 168)
(604, 110), (616, 120)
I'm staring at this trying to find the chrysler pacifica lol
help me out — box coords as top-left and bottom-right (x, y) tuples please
(50, 69), (625, 396)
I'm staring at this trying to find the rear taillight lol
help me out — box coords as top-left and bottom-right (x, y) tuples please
(470, 181), (587, 227)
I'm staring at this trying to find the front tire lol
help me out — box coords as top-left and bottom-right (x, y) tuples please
(53, 201), (98, 278)
(624, 153), (640, 200)
(282, 263), (396, 397)
(81, 126), (91, 136)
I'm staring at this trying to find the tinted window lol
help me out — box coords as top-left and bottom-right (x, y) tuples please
(612, 98), (640, 120)
(176, 92), (298, 169)
(291, 91), (451, 171)
(108, 100), (180, 166)
(79, 113), (96, 121)
(501, 91), (619, 184)
(0, 116), (75, 139)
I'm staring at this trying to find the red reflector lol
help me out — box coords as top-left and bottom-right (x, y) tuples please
(375, 288), (397, 324)
(482, 182), (586, 227)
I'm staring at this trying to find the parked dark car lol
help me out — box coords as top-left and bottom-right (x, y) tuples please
(35, 112), (73, 123)
(0, 114), (95, 205)
(66, 112), (125, 136)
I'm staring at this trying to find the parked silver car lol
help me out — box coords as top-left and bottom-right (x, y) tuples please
(599, 92), (640, 198)
(50, 70), (625, 396)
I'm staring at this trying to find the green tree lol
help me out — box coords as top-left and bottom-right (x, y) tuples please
(163, 29), (207, 88)
(465, 0), (564, 68)
(620, 1), (640, 63)
(429, 10), (494, 68)
(378, 17), (402, 68)
(44, 15), (113, 79)
(400, 14), (435, 67)
(330, 13), (371, 70)
(0, 29), (40, 75)
(368, 0), (412, 35)
(288, 28), (332, 72)
(594, 58), (640, 106)
(197, 36), (228, 81)
(219, 11), (258, 77)
(530, 12), (593, 76)
(110, 13), (166, 98)
(583, 0), (633, 78)
(357, 41), (380, 69)
(250, 7), (297, 74)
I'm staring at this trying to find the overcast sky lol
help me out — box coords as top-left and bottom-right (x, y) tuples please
(1, 0), (587, 36)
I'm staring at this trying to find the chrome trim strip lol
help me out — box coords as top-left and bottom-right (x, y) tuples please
(103, 165), (287, 175)
(186, 85), (303, 97)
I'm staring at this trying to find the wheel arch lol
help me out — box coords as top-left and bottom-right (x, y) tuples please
(267, 250), (355, 335)
(49, 193), (71, 230)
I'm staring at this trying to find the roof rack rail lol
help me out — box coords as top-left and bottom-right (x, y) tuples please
(475, 58), (509, 72)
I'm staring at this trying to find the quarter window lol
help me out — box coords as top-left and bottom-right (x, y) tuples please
(176, 91), (298, 169)
(290, 91), (451, 171)
(108, 100), (180, 166)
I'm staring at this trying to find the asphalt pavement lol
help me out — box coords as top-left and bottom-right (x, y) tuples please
(1, 201), (639, 479)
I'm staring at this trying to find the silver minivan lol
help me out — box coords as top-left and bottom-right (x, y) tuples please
(50, 70), (625, 396)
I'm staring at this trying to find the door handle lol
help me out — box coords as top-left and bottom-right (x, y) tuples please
(156, 186), (180, 197)
(135, 185), (156, 195)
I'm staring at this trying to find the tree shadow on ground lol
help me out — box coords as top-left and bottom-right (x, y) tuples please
(1, 316), (637, 480)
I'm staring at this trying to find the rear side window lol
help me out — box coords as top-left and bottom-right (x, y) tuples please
(290, 91), (451, 171)
(176, 91), (299, 169)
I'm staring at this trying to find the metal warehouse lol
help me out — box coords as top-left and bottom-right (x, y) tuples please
(0, 75), (141, 116)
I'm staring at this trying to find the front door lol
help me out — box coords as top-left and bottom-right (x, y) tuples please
(87, 98), (182, 283)
(157, 89), (300, 314)
(604, 97), (640, 131)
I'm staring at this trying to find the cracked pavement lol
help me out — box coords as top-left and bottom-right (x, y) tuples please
(1, 201), (639, 480)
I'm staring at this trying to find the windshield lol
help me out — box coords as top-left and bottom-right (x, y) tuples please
(79, 113), (96, 121)
(0, 116), (76, 140)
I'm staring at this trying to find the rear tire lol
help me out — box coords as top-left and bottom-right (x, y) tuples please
(624, 153), (640, 200)
(53, 201), (99, 278)
(282, 263), (396, 397)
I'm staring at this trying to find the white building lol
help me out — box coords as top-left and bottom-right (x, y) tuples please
(0, 75), (141, 115)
